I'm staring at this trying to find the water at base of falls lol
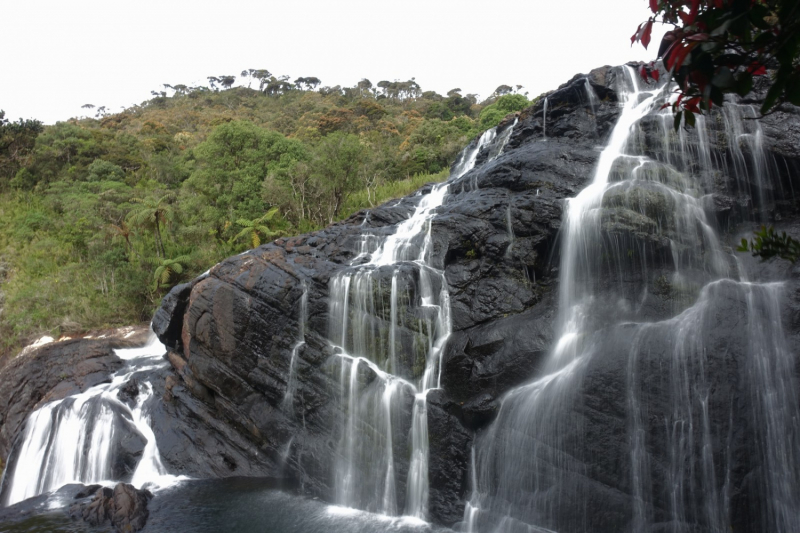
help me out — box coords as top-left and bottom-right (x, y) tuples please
(463, 67), (800, 533)
(0, 331), (187, 507)
(0, 478), (458, 533)
(328, 122), (515, 520)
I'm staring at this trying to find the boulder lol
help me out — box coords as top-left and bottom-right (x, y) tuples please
(70, 483), (152, 532)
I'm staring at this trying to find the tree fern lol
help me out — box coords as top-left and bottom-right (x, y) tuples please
(152, 255), (190, 292)
(230, 207), (281, 249)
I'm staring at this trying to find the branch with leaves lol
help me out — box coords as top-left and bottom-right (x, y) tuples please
(229, 207), (282, 249)
(738, 226), (800, 263)
(633, 0), (800, 128)
(126, 192), (176, 258)
(151, 255), (191, 292)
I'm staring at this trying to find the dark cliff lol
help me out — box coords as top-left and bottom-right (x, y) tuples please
(147, 65), (632, 524)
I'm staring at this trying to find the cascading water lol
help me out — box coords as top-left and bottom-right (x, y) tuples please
(583, 79), (600, 117)
(283, 282), (308, 416)
(504, 201), (515, 258)
(0, 331), (184, 507)
(542, 97), (548, 139)
(463, 66), (800, 532)
(328, 121), (515, 519)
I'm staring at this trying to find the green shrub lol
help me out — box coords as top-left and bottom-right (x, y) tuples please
(479, 94), (530, 130)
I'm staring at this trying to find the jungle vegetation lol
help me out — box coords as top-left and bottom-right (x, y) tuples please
(0, 74), (531, 358)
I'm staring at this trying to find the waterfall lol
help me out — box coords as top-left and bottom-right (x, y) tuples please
(504, 201), (515, 258)
(484, 118), (518, 163)
(283, 282), (308, 415)
(463, 66), (800, 532)
(583, 78), (600, 117)
(1, 331), (185, 507)
(329, 122), (515, 519)
(542, 97), (548, 139)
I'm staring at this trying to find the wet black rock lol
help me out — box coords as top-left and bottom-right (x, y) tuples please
(70, 483), (152, 532)
(94, 64), (800, 530)
(118, 378), (140, 405)
(145, 65), (630, 525)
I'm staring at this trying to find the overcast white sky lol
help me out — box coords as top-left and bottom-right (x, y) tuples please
(1, 0), (667, 124)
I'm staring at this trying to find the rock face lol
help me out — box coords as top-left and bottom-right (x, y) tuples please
(148, 67), (628, 525)
(130, 66), (800, 530)
(70, 483), (152, 532)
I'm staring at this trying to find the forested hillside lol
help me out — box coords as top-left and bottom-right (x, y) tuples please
(0, 72), (532, 358)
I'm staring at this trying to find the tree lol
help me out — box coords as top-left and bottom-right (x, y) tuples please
(151, 255), (190, 293)
(251, 69), (272, 90)
(126, 192), (176, 258)
(262, 76), (293, 96)
(312, 132), (366, 222)
(479, 94), (530, 129)
(108, 220), (139, 260)
(445, 90), (475, 116)
(493, 85), (513, 97)
(230, 207), (281, 249)
(357, 78), (373, 96)
(0, 110), (44, 189)
(294, 77), (321, 91)
(86, 159), (124, 182)
(183, 121), (306, 239)
(633, 0), (800, 127)
(218, 75), (236, 89)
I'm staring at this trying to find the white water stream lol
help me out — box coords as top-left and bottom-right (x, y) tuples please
(283, 282), (308, 416)
(329, 122), (516, 520)
(1, 331), (186, 507)
(463, 66), (800, 533)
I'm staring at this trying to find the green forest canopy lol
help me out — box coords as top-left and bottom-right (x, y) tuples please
(0, 74), (532, 358)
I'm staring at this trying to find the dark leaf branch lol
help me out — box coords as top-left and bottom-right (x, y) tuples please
(633, 0), (800, 129)
(738, 226), (800, 263)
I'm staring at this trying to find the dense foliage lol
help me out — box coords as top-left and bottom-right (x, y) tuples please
(0, 76), (530, 357)
(634, 0), (799, 127)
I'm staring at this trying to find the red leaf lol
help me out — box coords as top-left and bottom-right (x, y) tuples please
(684, 96), (701, 114)
(667, 43), (695, 72)
(650, 0), (658, 13)
(642, 20), (654, 49)
(631, 23), (642, 45)
(747, 62), (767, 76)
(675, 46), (692, 70)
(680, 0), (700, 25)
(665, 43), (684, 71)
(651, 69), (660, 82)
(640, 65), (648, 81)
(686, 33), (710, 41)
(714, 0), (723, 7)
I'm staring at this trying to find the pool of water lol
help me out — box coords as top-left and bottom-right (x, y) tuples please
(0, 478), (456, 533)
